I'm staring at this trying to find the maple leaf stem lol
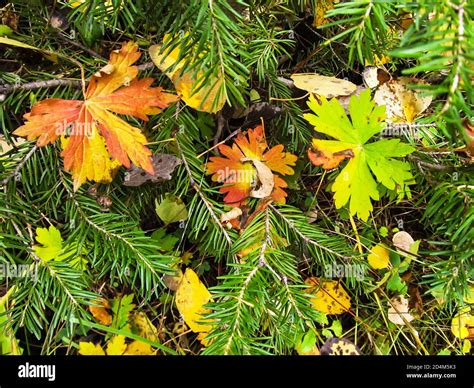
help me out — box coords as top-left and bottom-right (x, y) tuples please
(349, 213), (363, 255)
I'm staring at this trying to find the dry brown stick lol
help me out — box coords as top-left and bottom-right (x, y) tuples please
(0, 79), (81, 95)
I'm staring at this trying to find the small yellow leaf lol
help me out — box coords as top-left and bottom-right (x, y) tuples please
(131, 312), (159, 342)
(367, 244), (390, 269)
(175, 268), (213, 334)
(463, 339), (471, 354)
(78, 342), (105, 355)
(105, 335), (127, 355)
(305, 277), (351, 315)
(451, 308), (474, 340)
(124, 340), (156, 355)
(291, 73), (357, 99)
(150, 35), (226, 113)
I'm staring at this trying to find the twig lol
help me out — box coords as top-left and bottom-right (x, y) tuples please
(197, 127), (242, 158)
(0, 79), (81, 95)
(138, 61), (155, 71)
(56, 32), (106, 60)
(1, 145), (38, 186)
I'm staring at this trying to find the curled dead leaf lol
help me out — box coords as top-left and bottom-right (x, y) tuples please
(388, 295), (414, 325)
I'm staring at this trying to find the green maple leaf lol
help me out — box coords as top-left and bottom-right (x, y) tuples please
(33, 226), (63, 261)
(33, 225), (88, 269)
(111, 294), (136, 331)
(304, 89), (415, 221)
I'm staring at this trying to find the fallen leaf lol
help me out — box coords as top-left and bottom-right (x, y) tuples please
(89, 298), (112, 326)
(150, 34), (226, 113)
(320, 337), (360, 355)
(175, 268), (213, 335)
(392, 231), (415, 256)
(206, 125), (297, 205)
(304, 89), (415, 221)
(33, 225), (62, 262)
(155, 193), (188, 225)
(14, 41), (178, 190)
(123, 153), (181, 187)
(220, 207), (242, 223)
(0, 288), (22, 355)
(451, 307), (474, 340)
(105, 335), (127, 355)
(362, 66), (391, 89)
(462, 339), (471, 354)
(295, 330), (320, 355)
(388, 295), (414, 325)
(78, 342), (105, 355)
(305, 277), (351, 315)
(367, 244), (390, 269)
(244, 158), (274, 198)
(131, 312), (159, 342)
(291, 73), (357, 98)
(313, 0), (334, 28)
(124, 340), (156, 355)
(374, 77), (432, 123)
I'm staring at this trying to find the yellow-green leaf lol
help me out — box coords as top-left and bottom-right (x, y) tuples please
(367, 244), (390, 269)
(33, 226), (62, 262)
(155, 193), (188, 225)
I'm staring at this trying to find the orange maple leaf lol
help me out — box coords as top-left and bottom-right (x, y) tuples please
(206, 125), (297, 205)
(14, 41), (178, 190)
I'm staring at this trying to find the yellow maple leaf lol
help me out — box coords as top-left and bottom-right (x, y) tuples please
(105, 335), (127, 355)
(14, 42), (178, 190)
(367, 244), (390, 269)
(305, 277), (351, 315)
(149, 34), (226, 113)
(78, 342), (106, 355)
(175, 268), (213, 335)
(124, 340), (156, 355)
